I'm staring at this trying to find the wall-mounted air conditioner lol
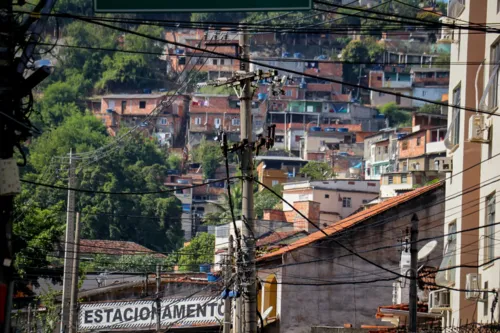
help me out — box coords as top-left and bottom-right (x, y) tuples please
(465, 273), (484, 301)
(428, 289), (451, 313)
(468, 115), (490, 143)
(435, 157), (453, 172)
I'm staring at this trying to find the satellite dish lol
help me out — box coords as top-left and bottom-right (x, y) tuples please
(417, 240), (437, 261)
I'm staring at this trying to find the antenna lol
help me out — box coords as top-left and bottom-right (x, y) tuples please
(417, 240), (438, 261)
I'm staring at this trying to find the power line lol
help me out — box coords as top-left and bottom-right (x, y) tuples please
(40, 42), (498, 66)
(39, 14), (495, 116)
(19, 176), (241, 195)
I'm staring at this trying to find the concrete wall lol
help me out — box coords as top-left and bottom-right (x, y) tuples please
(398, 132), (426, 159)
(412, 87), (449, 107)
(265, 186), (445, 333)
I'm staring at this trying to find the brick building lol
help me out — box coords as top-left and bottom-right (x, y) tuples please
(94, 93), (187, 146)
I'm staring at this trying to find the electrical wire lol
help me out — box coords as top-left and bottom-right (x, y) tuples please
(32, 13), (496, 116)
(19, 176), (242, 195)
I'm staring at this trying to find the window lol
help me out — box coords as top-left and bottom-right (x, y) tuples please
(401, 174), (407, 183)
(498, 0), (500, 13)
(422, 91), (427, 97)
(342, 197), (352, 208)
(402, 162), (408, 172)
(194, 117), (202, 125)
(384, 146), (388, 154)
(402, 141), (408, 150)
(490, 41), (500, 109)
(435, 222), (457, 286)
(212, 59), (217, 65)
(271, 180), (279, 186)
(417, 137), (421, 146)
(374, 166), (380, 175)
(214, 118), (221, 128)
(160, 118), (167, 125)
(388, 175), (393, 184)
(286, 90), (293, 97)
(139, 101), (146, 109)
(232, 118), (240, 126)
(452, 84), (461, 146)
(415, 162), (420, 170)
(485, 193), (496, 261)
(377, 147), (381, 154)
(378, 92), (385, 97)
(396, 94), (401, 105)
(362, 199), (369, 204)
(121, 100), (127, 112)
(325, 194), (330, 199)
(220, 59), (225, 65)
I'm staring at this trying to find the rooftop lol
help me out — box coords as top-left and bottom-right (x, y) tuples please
(254, 156), (306, 162)
(258, 181), (443, 261)
(79, 240), (166, 258)
(256, 230), (308, 247)
(102, 93), (166, 99)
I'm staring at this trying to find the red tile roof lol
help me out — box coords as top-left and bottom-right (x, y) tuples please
(258, 182), (443, 261)
(79, 240), (166, 258)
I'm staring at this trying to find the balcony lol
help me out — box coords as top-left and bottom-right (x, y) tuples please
(382, 80), (412, 89)
(426, 141), (446, 154)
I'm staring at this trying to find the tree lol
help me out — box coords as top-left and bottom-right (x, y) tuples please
(341, 39), (384, 84)
(418, 103), (441, 114)
(254, 184), (282, 218)
(191, 139), (223, 179)
(88, 254), (173, 273)
(203, 182), (242, 225)
(177, 233), (215, 272)
(378, 102), (411, 127)
(434, 52), (450, 69)
(300, 161), (334, 181)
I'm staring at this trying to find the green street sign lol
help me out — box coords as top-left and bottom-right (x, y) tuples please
(94, 0), (311, 12)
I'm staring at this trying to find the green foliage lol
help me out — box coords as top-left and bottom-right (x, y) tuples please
(378, 102), (411, 127)
(416, 11), (440, 23)
(167, 154), (182, 171)
(177, 233), (215, 272)
(203, 182), (242, 225)
(254, 184), (282, 218)
(434, 52), (450, 69)
(418, 103), (441, 114)
(191, 139), (223, 179)
(341, 39), (384, 84)
(198, 85), (234, 95)
(300, 161), (334, 181)
(35, 287), (61, 333)
(87, 254), (174, 273)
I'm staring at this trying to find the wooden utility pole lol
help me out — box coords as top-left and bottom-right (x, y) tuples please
(69, 212), (80, 333)
(223, 235), (233, 333)
(155, 265), (161, 332)
(409, 214), (419, 333)
(60, 150), (76, 333)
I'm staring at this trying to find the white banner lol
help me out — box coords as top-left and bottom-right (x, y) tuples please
(78, 296), (223, 330)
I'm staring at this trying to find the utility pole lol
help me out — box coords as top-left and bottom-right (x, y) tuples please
(69, 212), (80, 333)
(223, 235), (233, 333)
(239, 28), (257, 333)
(60, 149), (76, 333)
(155, 264), (161, 332)
(27, 303), (32, 333)
(409, 214), (419, 333)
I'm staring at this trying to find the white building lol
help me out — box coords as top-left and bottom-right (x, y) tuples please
(282, 180), (380, 222)
(435, 0), (500, 325)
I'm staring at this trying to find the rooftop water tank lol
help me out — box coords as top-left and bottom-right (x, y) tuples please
(282, 52), (290, 58)
(299, 82), (307, 89)
(293, 52), (303, 59)
(177, 179), (189, 184)
(257, 93), (267, 101)
(310, 126), (322, 132)
(324, 128), (337, 132)
(199, 264), (211, 273)
(337, 128), (348, 132)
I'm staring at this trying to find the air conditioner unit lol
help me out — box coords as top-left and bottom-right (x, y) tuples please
(468, 115), (490, 143)
(435, 157), (453, 172)
(428, 289), (451, 313)
(465, 273), (483, 300)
